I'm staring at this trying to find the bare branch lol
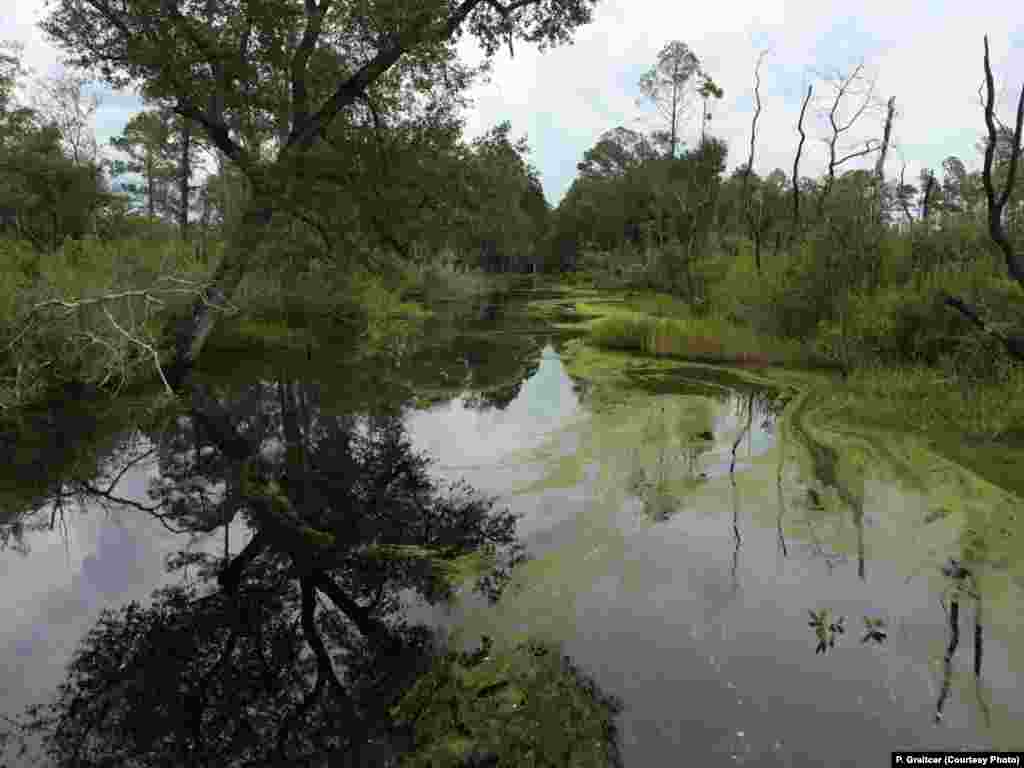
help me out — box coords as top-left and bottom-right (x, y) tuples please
(834, 139), (880, 167)
(76, 481), (166, 514)
(102, 305), (173, 396)
(818, 63), (882, 213)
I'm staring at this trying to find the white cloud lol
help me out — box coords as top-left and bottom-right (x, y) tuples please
(457, 0), (1024, 203)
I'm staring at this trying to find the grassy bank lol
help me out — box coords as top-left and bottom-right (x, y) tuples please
(556, 279), (1024, 497)
(587, 309), (809, 367)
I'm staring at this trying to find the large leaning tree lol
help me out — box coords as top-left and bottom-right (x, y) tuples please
(39, 0), (597, 382)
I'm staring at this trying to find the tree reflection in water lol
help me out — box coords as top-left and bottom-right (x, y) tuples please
(935, 559), (989, 728)
(3, 376), (622, 768)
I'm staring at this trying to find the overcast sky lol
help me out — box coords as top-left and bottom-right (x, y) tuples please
(3, 0), (1022, 206)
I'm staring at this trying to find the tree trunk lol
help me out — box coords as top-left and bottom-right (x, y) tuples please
(753, 228), (761, 275)
(179, 120), (192, 241)
(685, 234), (696, 302)
(169, 196), (276, 381)
(147, 153), (156, 219)
(790, 85), (812, 246)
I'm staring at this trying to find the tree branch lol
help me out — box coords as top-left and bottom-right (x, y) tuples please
(102, 305), (174, 396)
(218, 528), (272, 594)
(288, 0), (333, 146)
(834, 140), (880, 167)
(299, 576), (359, 725)
(943, 293), (1024, 362)
(310, 570), (397, 650)
(285, 0), (488, 152)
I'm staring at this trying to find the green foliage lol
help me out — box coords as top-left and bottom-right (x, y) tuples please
(588, 313), (651, 350)
(351, 269), (433, 359)
(392, 637), (622, 768)
(807, 608), (845, 654)
(0, 237), (211, 407)
(637, 41), (702, 159)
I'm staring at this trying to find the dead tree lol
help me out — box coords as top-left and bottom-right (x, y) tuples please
(981, 35), (1024, 288)
(943, 36), (1024, 362)
(790, 84), (813, 245)
(897, 161), (915, 226)
(816, 63), (881, 216)
(920, 170), (936, 221)
(742, 50), (769, 274)
(866, 95), (897, 287)
(873, 96), (896, 188)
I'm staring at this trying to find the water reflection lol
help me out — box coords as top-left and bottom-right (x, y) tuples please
(622, 388), (780, 524)
(3, 286), (1024, 766)
(0, 308), (621, 766)
(440, 346), (1024, 764)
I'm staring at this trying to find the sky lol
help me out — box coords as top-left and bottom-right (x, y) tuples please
(2, 0), (1022, 206)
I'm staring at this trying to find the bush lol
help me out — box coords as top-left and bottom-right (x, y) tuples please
(589, 313), (651, 350)
(715, 239), (833, 340)
(812, 258), (1019, 376)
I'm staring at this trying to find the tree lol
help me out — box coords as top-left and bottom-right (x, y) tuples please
(108, 110), (178, 220)
(576, 126), (657, 179)
(942, 36), (1024, 362)
(816, 63), (882, 216)
(40, 0), (598, 379)
(919, 168), (937, 221)
(894, 162), (918, 226)
(638, 41), (701, 159)
(742, 50), (768, 273)
(696, 72), (724, 145)
(668, 137), (728, 298)
(463, 121), (538, 272)
(156, 104), (209, 241)
(30, 70), (100, 167)
(980, 36), (1023, 292)
(790, 84), (813, 243)
(1, 376), (622, 766)
(941, 155), (968, 214)
(0, 61), (111, 254)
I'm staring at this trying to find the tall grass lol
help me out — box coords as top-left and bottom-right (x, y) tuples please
(855, 363), (1024, 435)
(589, 310), (808, 367)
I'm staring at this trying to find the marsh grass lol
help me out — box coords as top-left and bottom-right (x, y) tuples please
(589, 309), (808, 367)
(840, 363), (1024, 441)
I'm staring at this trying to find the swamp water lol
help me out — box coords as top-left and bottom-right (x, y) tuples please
(1, 286), (1021, 766)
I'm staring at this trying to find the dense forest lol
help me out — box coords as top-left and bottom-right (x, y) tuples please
(0, 15), (1021, 424)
